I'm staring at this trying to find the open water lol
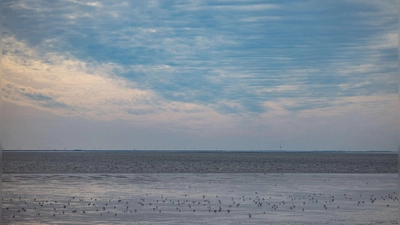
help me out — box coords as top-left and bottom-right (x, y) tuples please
(2, 151), (397, 173)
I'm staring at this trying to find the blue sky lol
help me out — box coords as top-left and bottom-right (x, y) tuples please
(2, 0), (398, 151)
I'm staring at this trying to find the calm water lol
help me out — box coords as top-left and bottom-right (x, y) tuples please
(2, 173), (398, 225)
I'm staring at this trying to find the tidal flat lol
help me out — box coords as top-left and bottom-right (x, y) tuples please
(2, 151), (398, 224)
(2, 173), (398, 225)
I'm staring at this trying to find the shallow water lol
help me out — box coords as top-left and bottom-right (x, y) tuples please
(2, 173), (398, 224)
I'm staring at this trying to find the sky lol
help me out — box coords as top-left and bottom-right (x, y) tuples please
(2, 0), (398, 151)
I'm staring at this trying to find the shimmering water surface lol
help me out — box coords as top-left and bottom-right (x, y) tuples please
(2, 173), (398, 225)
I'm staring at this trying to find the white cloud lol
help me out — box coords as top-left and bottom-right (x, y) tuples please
(295, 94), (397, 119)
(2, 36), (242, 133)
(339, 81), (372, 90)
(241, 16), (283, 22)
(2, 36), (156, 120)
(67, 0), (103, 8)
(257, 85), (299, 94)
(368, 32), (398, 50)
(336, 64), (376, 75)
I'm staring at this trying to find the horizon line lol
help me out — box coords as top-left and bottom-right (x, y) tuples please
(2, 149), (396, 153)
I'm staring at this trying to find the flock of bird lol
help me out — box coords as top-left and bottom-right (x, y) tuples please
(2, 186), (398, 222)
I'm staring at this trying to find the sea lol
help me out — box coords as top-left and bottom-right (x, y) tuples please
(2, 151), (399, 224)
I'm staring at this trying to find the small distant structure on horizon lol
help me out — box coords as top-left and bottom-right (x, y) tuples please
(74, 149), (82, 151)
(280, 142), (282, 151)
